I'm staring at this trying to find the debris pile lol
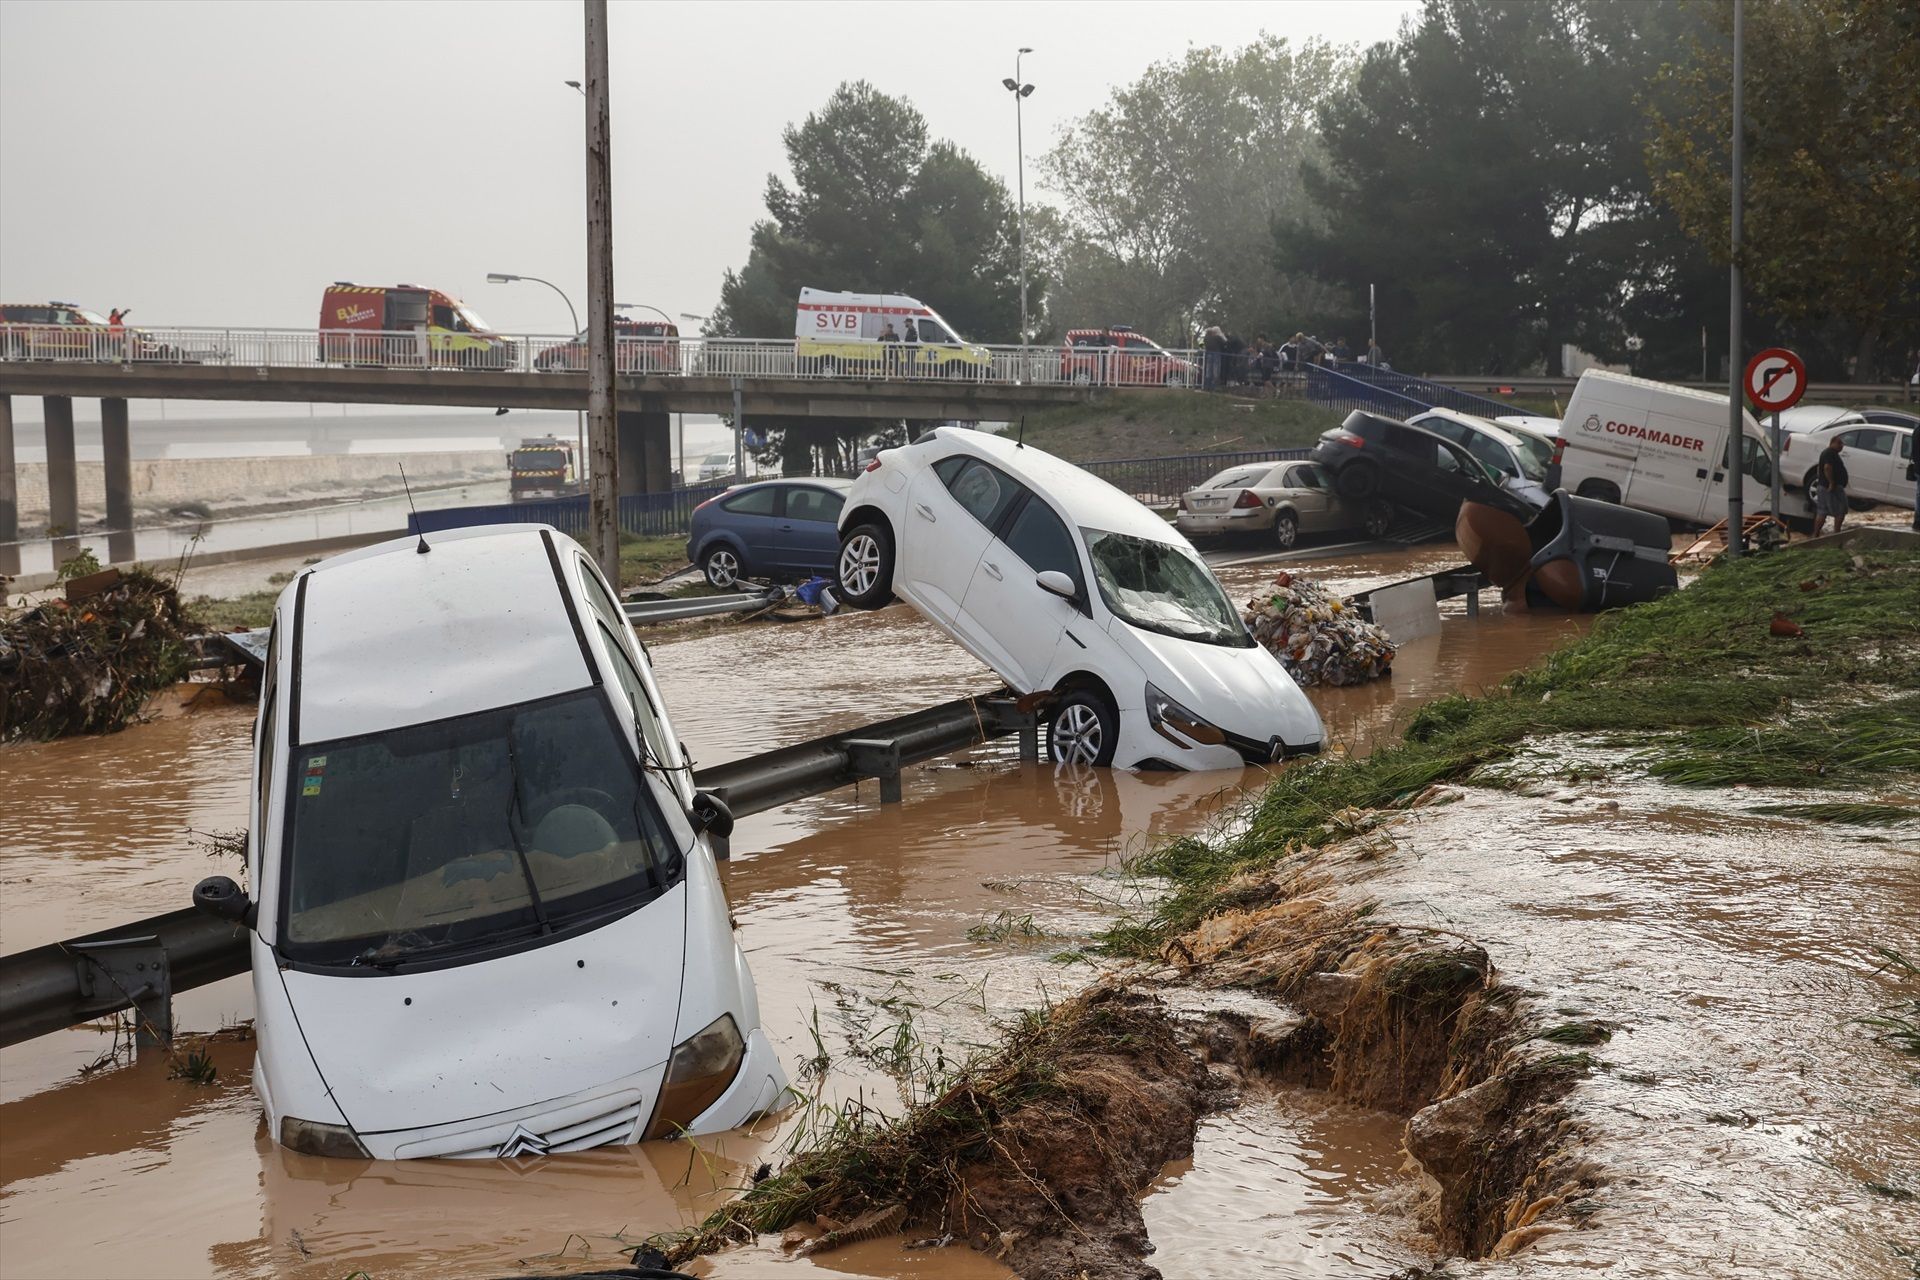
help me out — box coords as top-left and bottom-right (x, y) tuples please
(1, 568), (197, 742)
(1243, 571), (1395, 686)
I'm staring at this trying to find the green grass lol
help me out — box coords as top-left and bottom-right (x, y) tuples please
(1014, 391), (1343, 462)
(1103, 546), (1920, 955)
(617, 533), (694, 589)
(185, 571), (296, 631)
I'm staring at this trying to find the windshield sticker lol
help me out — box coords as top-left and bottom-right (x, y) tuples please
(302, 778), (323, 797)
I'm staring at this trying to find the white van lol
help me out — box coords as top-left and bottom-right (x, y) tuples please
(795, 286), (990, 377)
(1558, 370), (1777, 524)
(193, 524), (787, 1160)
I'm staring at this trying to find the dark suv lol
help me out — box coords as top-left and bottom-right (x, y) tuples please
(1311, 411), (1536, 523)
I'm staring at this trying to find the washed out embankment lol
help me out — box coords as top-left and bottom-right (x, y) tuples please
(658, 543), (1920, 1277)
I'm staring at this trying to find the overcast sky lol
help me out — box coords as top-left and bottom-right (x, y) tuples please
(0, 0), (1414, 337)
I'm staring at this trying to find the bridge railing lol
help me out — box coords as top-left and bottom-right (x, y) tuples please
(0, 324), (1203, 392)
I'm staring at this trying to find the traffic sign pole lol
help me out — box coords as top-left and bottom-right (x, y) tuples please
(1771, 409), (1782, 519)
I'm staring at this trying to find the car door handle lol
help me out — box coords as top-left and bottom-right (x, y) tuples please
(778, 523), (794, 531)
(914, 502), (936, 523)
(982, 560), (1003, 581)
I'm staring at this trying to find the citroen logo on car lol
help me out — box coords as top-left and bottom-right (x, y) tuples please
(497, 1124), (552, 1158)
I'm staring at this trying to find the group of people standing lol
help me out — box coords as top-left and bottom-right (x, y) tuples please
(1198, 325), (1381, 392)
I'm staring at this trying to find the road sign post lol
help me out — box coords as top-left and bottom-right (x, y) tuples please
(1744, 346), (1805, 533)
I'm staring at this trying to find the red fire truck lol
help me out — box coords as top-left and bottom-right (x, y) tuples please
(317, 283), (516, 369)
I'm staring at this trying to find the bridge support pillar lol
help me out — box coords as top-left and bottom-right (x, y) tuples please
(101, 398), (134, 563)
(616, 409), (671, 496)
(0, 396), (16, 578)
(43, 396), (79, 551)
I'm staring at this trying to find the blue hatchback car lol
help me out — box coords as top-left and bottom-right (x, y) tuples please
(687, 478), (852, 587)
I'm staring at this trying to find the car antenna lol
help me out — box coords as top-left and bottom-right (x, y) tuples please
(399, 463), (430, 554)
(1016, 414), (1026, 448)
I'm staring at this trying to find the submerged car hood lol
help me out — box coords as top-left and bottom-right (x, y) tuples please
(1114, 621), (1323, 749)
(280, 887), (687, 1135)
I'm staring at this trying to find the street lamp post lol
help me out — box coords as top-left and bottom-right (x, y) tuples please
(487, 272), (584, 482)
(1001, 49), (1035, 349)
(679, 313), (710, 485)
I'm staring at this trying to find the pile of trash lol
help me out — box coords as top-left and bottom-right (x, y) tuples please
(1243, 571), (1395, 687)
(1, 568), (197, 742)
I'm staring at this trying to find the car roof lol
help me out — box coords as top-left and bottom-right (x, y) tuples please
(292, 524), (593, 745)
(923, 427), (1183, 545)
(729, 476), (851, 491)
(1779, 404), (1861, 432)
(1414, 408), (1530, 450)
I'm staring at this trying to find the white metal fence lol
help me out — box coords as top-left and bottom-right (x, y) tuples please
(0, 324), (1202, 391)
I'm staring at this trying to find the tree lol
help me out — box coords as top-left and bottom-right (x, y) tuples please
(1646, 0), (1920, 381)
(711, 81), (1031, 472)
(1041, 36), (1354, 345)
(1274, 0), (1719, 376)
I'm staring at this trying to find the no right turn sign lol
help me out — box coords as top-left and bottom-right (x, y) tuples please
(1745, 348), (1806, 413)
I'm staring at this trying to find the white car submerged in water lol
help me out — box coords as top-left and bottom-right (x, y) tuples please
(832, 428), (1324, 771)
(193, 524), (787, 1160)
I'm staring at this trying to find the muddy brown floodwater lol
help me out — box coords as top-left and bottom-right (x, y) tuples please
(0, 543), (1729, 1280)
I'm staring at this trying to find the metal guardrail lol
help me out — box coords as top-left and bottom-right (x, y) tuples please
(0, 324), (1201, 392)
(622, 589), (782, 625)
(0, 691), (1037, 1049)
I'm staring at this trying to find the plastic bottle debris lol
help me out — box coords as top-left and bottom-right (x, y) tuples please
(1242, 571), (1395, 687)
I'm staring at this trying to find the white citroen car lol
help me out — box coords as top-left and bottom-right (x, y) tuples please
(834, 428), (1324, 770)
(193, 525), (787, 1160)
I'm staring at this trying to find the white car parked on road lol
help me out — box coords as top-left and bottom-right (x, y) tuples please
(833, 428), (1325, 770)
(1779, 419), (1915, 509)
(193, 524), (787, 1160)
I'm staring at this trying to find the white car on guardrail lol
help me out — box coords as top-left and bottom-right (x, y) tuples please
(833, 428), (1325, 770)
(192, 524), (787, 1160)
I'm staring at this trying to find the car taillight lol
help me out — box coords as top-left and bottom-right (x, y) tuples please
(1550, 438), (1565, 465)
(1233, 489), (1262, 509)
(1331, 431), (1366, 449)
(864, 457), (883, 473)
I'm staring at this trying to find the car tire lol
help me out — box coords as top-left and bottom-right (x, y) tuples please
(1575, 479), (1621, 504)
(1048, 686), (1119, 767)
(1273, 511), (1299, 549)
(818, 356), (839, 378)
(1335, 461), (1379, 500)
(836, 523), (894, 610)
(1361, 500), (1394, 539)
(1801, 466), (1820, 494)
(703, 546), (743, 589)
(1070, 369), (1092, 387)
(1164, 371), (1187, 388)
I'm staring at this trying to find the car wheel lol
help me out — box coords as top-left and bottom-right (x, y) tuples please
(818, 355), (839, 377)
(1335, 461), (1379, 500)
(836, 523), (894, 609)
(1575, 479), (1621, 504)
(1164, 371), (1187, 388)
(1801, 466), (1820, 493)
(1070, 369), (1092, 387)
(1272, 511), (1299, 549)
(703, 546), (742, 589)
(1048, 687), (1119, 767)
(1361, 500), (1394, 539)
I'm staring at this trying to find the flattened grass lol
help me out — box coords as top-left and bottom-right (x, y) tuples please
(1105, 546), (1920, 955)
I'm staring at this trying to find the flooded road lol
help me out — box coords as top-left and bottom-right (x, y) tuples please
(2, 541), (1835, 1280)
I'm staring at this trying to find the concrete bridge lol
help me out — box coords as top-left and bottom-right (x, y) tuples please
(1, 327), (1186, 554)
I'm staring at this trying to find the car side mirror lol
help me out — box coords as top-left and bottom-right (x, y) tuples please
(1036, 570), (1077, 601)
(193, 875), (254, 927)
(689, 790), (735, 840)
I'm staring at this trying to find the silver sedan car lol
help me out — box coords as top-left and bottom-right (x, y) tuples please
(1174, 460), (1392, 548)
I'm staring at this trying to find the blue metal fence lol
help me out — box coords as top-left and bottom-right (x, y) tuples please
(1080, 449), (1313, 506)
(1303, 365), (1434, 418)
(1324, 365), (1525, 421)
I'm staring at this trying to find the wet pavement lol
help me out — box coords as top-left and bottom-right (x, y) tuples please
(2, 540), (1899, 1279)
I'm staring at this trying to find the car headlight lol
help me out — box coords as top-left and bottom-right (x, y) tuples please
(279, 1115), (370, 1159)
(1144, 682), (1226, 747)
(642, 1014), (746, 1140)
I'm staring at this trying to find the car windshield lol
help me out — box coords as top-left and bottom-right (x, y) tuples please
(1200, 467), (1268, 490)
(75, 308), (110, 325)
(1083, 529), (1252, 648)
(280, 688), (681, 968)
(456, 305), (492, 333)
(1506, 433), (1552, 480)
(514, 449), (567, 468)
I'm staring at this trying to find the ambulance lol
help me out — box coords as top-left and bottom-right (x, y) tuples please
(318, 283), (516, 369)
(794, 287), (990, 377)
(1557, 370), (1778, 525)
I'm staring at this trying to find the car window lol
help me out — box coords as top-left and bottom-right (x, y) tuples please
(574, 556), (627, 635)
(1839, 429), (1895, 455)
(785, 486), (845, 523)
(255, 625), (279, 850)
(917, 317), (953, 344)
(1900, 433), (1913, 461)
(721, 486), (778, 516)
(1418, 416), (1469, 445)
(1511, 432), (1555, 476)
(1741, 434), (1774, 486)
(1464, 432), (1516, 476)
(933, 455), (969, 485)
(1001, 497), (1082, 589)
(944, 459), (1021, 530)
(1285, 465), (1325, 490)
(596, 622), (674, 769)
(1386, 427), (1429, 455)
(1433, 443), (1462, 473)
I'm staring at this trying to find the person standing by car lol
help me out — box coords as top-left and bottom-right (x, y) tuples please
(1812, 436), (1850, 536)
(879, 320), (899, 376)
(1202, 325), (1226, 391)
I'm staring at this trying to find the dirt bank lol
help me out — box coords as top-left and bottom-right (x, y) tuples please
(1016, 391), (1342, 461)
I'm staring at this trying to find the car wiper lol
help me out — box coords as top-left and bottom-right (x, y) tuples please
(503, 730), (553, 933)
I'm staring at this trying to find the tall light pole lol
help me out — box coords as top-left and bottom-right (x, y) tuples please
(1001, 49), (1035, 348)
(583, 0), (619, 580)
(679, 313), (709, 484)
(487, 272), (584, 482)
(1724, 0), (1744, 556)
